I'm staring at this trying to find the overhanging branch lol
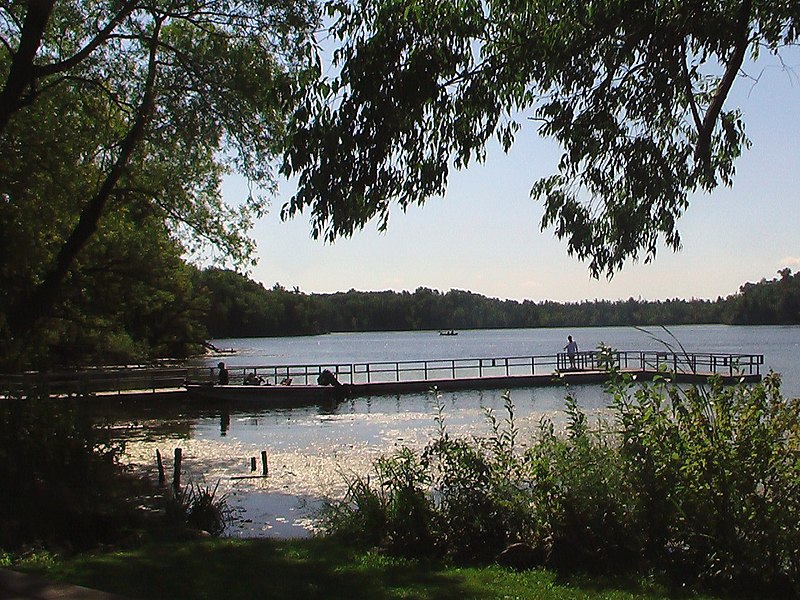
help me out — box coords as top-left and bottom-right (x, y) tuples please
(693, 0), (753, 176)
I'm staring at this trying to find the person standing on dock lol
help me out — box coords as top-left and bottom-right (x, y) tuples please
(564, 336), (578, 369)
(217, 361), (229, 385)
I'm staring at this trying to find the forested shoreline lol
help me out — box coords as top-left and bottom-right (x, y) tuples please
(200, 267), (800, 339)
(4, 265), (798, 370)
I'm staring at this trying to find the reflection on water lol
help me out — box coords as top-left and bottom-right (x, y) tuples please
(111, 384), (610, 538)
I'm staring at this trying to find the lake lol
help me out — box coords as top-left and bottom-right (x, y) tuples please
(118, 325), (799, 538)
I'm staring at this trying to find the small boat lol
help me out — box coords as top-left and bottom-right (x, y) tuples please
(439, 330), (458, 336)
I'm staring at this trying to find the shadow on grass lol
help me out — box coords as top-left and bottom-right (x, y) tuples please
(41, 537), (475, 600)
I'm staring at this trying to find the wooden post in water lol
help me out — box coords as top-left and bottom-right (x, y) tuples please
(173, 448), (182, 490)
(156, 449), (165, 486)
(261, 450), (269, 476)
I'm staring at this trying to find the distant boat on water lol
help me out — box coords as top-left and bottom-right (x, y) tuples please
(439, 330), (458, 336)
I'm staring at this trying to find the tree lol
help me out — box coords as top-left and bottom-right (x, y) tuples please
(282, 0), (798, 277)
(0, 0), (320, 365)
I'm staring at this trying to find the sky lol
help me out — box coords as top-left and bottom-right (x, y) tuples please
(229, 48), (800, 304)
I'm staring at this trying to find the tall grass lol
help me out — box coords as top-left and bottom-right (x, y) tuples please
(322, 373), (800, 596)
(164, 481), (235, 536)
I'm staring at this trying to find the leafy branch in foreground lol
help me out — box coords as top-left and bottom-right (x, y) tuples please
(282, 0), (796, 276)
(323, 377), (800, 596)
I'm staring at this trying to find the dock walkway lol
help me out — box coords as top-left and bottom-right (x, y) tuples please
(0, 350), (764, 402)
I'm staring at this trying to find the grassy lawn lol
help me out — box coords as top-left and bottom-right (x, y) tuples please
(9, 536), (713, 600)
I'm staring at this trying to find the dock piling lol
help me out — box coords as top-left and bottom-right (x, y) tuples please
(156, 449), (165, 486)
(173, 448), (182, 490)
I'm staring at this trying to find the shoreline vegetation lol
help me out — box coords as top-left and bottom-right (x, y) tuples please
(199, 267), (800, 340)
(3, 371), (799, 598)
(4, 266), (799, 371)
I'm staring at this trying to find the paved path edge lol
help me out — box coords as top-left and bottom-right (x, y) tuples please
(0, 568), (135, 600)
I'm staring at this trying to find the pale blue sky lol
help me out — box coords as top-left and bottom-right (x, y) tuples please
(232, 48), (800, 303)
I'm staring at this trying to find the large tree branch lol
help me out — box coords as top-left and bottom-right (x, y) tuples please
(680, 37), (703, 133)
(693, 0), (753, 175)
(0, 0), (55, 134)
(34, 0), (139, 78)
(9, 16), (163, 336)
(0, 1), (139, 135)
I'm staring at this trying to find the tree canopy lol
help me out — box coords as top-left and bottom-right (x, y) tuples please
(0, 0), (320, 367)
(282, 0), (798, 277)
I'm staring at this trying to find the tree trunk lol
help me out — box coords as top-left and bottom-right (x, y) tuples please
(0, 0), (56, 134)
(8, 17), (163, 338)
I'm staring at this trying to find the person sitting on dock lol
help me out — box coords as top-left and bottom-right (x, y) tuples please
(564, 336), (578, 370)
(244, 372), (264, 386)
(217, 361), (229, 385)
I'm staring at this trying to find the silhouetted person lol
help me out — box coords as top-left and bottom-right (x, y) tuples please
(564, 335), (578, 369)
(217, 361), (229, 385)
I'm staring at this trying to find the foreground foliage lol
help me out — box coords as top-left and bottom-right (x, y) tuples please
(0, 0), (319, 369)
(0, 397), (234, 552)
(284, 0), (799, 277)
(323, 375), (800, 597)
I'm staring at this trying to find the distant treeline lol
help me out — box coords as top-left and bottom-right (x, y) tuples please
(198, 267), (800, 338)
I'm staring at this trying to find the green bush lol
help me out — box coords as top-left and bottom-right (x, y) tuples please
(527, 394), (638, 570)
(609, 371), (800, 592)
(323, 377), (800, 596)
(324, 393), (548, 562)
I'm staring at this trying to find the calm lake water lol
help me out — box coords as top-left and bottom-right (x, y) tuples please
(117, 325), (799, 538)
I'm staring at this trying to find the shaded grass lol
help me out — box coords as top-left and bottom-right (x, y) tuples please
(12, 536), (714, 600)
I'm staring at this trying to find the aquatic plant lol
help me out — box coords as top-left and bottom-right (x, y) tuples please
(165, 481), (235, 537)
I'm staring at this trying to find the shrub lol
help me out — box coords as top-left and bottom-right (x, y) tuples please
(324, 392), (549, 562)
(324, 376), (800, 596)
(528, 394), (637, 570)
(609, 371), (800, 592)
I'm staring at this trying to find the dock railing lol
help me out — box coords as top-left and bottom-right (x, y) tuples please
(0, 366), (188, 399)
(187, 350), (764, 387)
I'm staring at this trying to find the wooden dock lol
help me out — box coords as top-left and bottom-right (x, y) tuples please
(1, 350), (764, 405)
